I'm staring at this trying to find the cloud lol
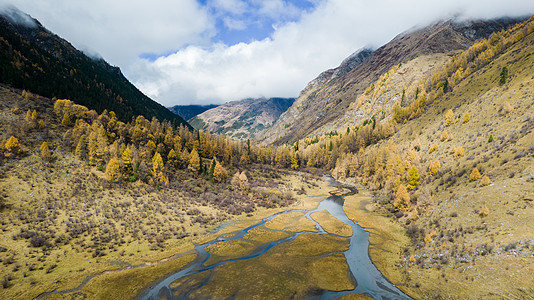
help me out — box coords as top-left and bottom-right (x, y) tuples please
(4, 0), (214, 67)
(4, 0), (534, 107)
(0, 4), (37, 28)
(131, 0), (534, 106)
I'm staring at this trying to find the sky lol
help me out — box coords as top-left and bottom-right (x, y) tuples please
(2, 0), (534, 106)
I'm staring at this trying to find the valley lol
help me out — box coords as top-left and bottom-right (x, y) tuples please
(1, 4), (534, 300)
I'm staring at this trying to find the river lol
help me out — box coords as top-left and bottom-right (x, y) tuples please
(136, 179), (411, 300)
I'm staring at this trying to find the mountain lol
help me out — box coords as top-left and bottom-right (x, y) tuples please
(0, 6), (189, 127)
(259, 17), (523, 145)
(168, 104), (219, 121)
(190, 97), (295, 140)
(282, 16), (534, 297)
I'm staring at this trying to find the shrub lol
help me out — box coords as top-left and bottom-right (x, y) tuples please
(463, 113), (470, 123)
(445, 109), (454, 126)
(429, 160), (441, 175)
(488, 134), (494, 143)
(440, 130), (449, 142)
(454, 147), (465, 160)
(428, 143), (438, 154)
(480, 175), (491, 186)
(479, 204), (489, 217)
(470, 167), (481, 181)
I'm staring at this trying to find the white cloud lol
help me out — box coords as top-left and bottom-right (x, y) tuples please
(4, 0), (214, 67)
(132, 0), (534, 106)
(223, 17), (247, 30)
(4, 0), (534, 106)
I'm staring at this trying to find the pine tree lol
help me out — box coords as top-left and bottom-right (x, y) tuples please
(499, 66), (508, 85)
(209, 158), (216, 182)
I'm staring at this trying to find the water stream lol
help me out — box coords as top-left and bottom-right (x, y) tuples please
(136, 180), (411, 300)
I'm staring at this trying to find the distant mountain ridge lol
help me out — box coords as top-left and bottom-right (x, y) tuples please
(259, 17), (524, 144)
(0, 6), (189, 127)
(168, 104), (219, 121)
(190, 97), (295, 140)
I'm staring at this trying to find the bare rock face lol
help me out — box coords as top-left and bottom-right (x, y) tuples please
(189, 97), (295, 140)
(259, 17), (523, 145)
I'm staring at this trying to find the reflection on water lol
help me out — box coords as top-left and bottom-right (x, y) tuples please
(137, 181), (411, 300)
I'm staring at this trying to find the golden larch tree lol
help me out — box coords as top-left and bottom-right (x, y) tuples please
(407, 166), (420, 190)
(105, 158), (121, 181)
(40, 142), (51, 162)
(213, 161), (228, 183)
(188, 148), (200, 173)
(394, 184), (410, 211)
(4, 136), (21, 157)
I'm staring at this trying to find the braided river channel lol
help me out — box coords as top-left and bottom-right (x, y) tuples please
(137, 178), (411, 300)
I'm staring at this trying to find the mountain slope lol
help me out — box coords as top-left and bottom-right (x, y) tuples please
(259, 18), (523, 145)
(190, 97), (295, 140)
(0, 6), (189, 127)
(168, 104), (219, 121)
(290, 16), (534, 298)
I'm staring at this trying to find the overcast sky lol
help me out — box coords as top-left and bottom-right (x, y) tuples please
(2, 0), (534, 106)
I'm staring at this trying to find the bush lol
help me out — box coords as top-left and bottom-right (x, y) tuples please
(469, 167), (481, 181)
(480, 175), (491, 186)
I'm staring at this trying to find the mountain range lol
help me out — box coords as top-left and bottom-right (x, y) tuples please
(258, 17), (523, 144)
(168, 104), (219, 121)
(189, 97), (295, 140)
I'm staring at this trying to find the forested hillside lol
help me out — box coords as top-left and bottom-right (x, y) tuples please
(0, 7), (188, 126)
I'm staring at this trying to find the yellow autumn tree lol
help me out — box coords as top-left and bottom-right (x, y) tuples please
(480, 175), (491, 186)
(463, 112), (470, 123)
(152, 152), (166, 183)
(470, 167), (481, 181)
(167, 148), (177, 168)
(454, 147), (465, 160)
(429, 160), (441, 175)
(445, 109), (454, 126)
(213, 161), (229, 183)
(407, 166), (420, 190)
(394, 184), (410, 211)
(4, 136), (21, 157)
(40, 142), (52, 162)
(188, 148), (200, 173)
(290, 152), (299, 170)
(105, 158), (121, 181)
(121, 146), (133, 177)
(62, 112), (72, 126)
(440, 130), (449, 142)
